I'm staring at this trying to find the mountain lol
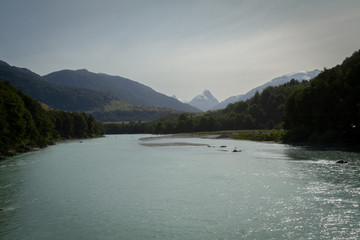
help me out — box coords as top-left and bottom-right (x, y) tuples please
(0, 60), (114, 112)
(188, 90), (219, 112)
(171, 95), (185, 103)
(212, 70), (321, 110)
(44, 69), (200, 113)
(0, 60), (180, 122)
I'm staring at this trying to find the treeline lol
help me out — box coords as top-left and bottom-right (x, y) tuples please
(91, 108), (177, 122)
(283, 50), (360, 144)
(0, 80), (104, 158)
(106, 50), (360, 146)
(105, 79), (308, 134)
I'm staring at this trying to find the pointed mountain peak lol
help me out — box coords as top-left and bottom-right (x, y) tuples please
(188, 90), (219, 112)
(203, 89), (211, 95)
(203, 90), (218, 101)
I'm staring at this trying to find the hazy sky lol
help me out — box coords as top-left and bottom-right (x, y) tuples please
(1, 0), (360, 101)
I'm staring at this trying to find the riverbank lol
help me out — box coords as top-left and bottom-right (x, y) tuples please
(0, 135), (105, 161)
(0, 142), (52, 160)
(137, 132), (360, 156)
(138, 130), (286, 145)
(172, 130), (359, 150)
(191, 129), (286, 142)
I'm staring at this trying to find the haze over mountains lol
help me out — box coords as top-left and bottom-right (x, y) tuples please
(44, 69), (199, 113)
(0, 60), (200, 122)
(211, 70), (321, 110)
(185, 70), (321, 111)
(1, 59), (322, 122)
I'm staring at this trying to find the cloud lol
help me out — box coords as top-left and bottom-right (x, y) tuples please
(1, 0), (360, 101)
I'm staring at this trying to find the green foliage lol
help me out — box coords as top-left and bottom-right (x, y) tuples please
(43, 69), (200, 113)
(284, 50), (360, 144)
(0, 81), (30, 152)
(0, 61), (115, 112)
(105, 79), (308, 136)
(233, 130), (286, 142)
(0, 80), (104, 158)
(282, 127), (314, 143)
(91, 105), (178, 122)
(48, 111), (104, 139)
(104, 122), (150, 134)
(0, 61), (179, 122)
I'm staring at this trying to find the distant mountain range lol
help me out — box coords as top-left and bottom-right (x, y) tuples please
(188, 90), (219, 112)
(44, 69), (199, 113)
(1, 59), (322, 121)
(0, 60), (114, 112)
(0, 60), (199, 121)
(212, 69), (321, 110)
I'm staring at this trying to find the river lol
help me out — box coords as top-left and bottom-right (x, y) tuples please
(0, 135), (359, 239)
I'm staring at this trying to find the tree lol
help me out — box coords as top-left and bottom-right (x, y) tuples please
(284, 49), (360, 143)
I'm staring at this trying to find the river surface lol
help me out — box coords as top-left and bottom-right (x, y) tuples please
(0, 135), (359, 239)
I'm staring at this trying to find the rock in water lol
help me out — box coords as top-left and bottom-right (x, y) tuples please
(336, 160), (348, 164)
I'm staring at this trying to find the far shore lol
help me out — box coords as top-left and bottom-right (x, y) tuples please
(138, 133), (247, 152)
(139, 130), (285, 142)
(139, 133), (228, 141)
(139, 131), (242, 140)
(0, 135), (105, 161)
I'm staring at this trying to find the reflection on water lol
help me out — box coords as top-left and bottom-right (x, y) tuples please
(0, 135), (359, 239)
(284, 147), (360, 239)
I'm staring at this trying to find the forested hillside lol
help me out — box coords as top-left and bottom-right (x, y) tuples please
(0, 61), (115, 112)
(0, 80), (104, 158)
(44, 69), (200, 112)
(213, 70), (320, 110)
(106, 49), (360, 146)
(105, 79), (308, 134)
(0, 61), (185, 121)
(284, 50), (360, 144)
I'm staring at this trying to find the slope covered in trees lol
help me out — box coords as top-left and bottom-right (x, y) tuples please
(284, 50), (360, 144)
(0, 60), (115, 112)
(0, 80), (104, 158)
(0, 60), (185, 121)
(107, 49), (360, 147)
(105, 79), (309, 134)
(44, 69), (200, 112)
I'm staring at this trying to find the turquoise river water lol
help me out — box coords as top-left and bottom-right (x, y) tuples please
(0, 134), (359, 239)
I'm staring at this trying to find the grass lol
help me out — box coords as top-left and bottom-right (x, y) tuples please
(196, 129), (287, 142)
(103, 100), (134, 112)
(232, 130), (286, 142)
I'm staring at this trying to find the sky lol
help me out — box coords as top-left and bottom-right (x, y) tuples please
(1, 0), (360, 102)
